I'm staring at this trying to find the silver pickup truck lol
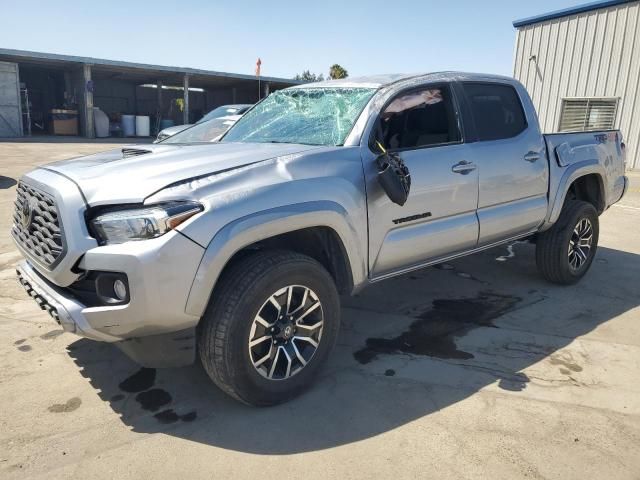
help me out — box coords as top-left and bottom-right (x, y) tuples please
(12, 72), (628, 405)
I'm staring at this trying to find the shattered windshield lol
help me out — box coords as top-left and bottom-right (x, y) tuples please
(221, 87), (375, 146)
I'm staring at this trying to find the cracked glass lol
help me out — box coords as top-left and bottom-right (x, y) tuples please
(221, 87), (376, 146)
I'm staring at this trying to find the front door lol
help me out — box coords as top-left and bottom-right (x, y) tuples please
(363, 84), (479, 279)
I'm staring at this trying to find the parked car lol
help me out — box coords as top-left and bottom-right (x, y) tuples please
(157, 115), (240, 144)
(155, 104), (252, 142)
(13, 73), (628, 406)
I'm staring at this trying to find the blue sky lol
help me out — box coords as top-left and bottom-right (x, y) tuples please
(0, 0), (588, 79)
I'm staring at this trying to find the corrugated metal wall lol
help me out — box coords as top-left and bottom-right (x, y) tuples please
(513, 0), (640, 170)
(0, 61), (23, 137)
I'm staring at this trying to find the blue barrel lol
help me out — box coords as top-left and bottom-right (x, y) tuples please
(160, 119), (175, 130)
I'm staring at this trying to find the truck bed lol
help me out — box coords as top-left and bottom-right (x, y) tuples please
(544, 130), (627, 220)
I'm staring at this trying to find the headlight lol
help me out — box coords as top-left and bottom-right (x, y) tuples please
(90, 202), (202, 245)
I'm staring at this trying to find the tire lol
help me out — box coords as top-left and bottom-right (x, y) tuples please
(198, 249), (340, 406)
(536, 200), (599, 285)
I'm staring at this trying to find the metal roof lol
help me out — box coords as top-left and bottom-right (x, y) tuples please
(0, 48), (300, 87)
(513, 0), (635, 28)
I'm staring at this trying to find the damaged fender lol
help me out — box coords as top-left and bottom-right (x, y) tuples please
(184, 200), (367, 318)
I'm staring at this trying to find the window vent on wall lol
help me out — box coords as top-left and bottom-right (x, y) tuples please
(558, 98), (618, 132)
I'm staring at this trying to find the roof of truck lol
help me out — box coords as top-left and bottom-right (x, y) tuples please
(289, 72), (517, 89)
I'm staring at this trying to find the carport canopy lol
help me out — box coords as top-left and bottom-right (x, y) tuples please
(0, 48), (299, 138)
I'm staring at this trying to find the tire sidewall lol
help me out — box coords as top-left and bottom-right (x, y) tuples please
(557, 202), (599, 282)
(224, 258), (340, 405)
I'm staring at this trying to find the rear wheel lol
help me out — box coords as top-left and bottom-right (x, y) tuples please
(198, 250), (340, 406)
(536, 200), (599, 285)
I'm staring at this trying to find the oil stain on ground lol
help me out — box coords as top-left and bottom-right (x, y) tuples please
(40, 329), (64, 340)
(135, 388), (172, 412)
(116, 368), (198, 423)
(17, 345), (32, 352)
(154, 409), (197, 424)
(48, 397), (81, 413)
(354, 292), (521, 364)
(119, 368), (156, 393)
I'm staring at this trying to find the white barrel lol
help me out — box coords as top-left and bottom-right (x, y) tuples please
(121, 115), (136, 137)
(93, 107), (110, 137)
(135, 115), (150, 137)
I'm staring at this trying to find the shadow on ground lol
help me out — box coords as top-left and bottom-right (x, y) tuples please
(66, 244), (640, 454)
(0, 176), (17, 189)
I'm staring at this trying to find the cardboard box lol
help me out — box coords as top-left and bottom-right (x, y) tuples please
(50, 110), (78, 136)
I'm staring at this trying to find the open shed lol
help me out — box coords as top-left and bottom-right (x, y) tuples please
(0, 48), (299, 139)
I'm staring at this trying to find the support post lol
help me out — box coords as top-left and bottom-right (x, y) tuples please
(156, 79), (163, 133)
(183, 75), (189, 124)
(156, 80), (163, 111)
(63, 71), (72, 105)
(82, 64), (94, 139)
(264, 82), (270, 97)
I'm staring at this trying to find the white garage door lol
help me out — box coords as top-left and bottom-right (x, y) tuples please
(0, 61), (22, 137)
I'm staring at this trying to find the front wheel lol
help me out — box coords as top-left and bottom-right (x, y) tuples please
(536, 200), (599, 285)
(198, 250), (340, 406)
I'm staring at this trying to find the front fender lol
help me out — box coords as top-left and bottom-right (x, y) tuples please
(184, 200), (366, 318)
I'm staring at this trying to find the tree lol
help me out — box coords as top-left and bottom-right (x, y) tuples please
(293, 70), (325, 82)
(329, 64), (348, 80)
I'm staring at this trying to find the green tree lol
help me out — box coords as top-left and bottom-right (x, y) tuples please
(293, 70), (325, 82)
(329, 64), (348, 80)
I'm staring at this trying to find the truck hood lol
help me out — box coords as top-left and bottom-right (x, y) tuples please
(43, 142), (322, 205)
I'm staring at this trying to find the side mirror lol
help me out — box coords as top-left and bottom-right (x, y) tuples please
(375, 143), (411, 206)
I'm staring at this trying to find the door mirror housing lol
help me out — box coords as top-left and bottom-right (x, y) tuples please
(375, 147), (411, 206)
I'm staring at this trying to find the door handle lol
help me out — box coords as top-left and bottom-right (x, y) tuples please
(524, 151), (540, 162)
(451, 161), (477, 174)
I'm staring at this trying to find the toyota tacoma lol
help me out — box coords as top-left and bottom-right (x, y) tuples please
(12, 73), (628, 405)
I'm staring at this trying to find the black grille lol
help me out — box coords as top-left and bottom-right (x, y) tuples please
(12, 182), (64, 268)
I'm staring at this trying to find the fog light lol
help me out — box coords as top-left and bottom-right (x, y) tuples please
(113, 279), (128, 301)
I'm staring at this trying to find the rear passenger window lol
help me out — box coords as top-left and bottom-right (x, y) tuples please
(463, 83), (527, 141)
(374, 86), (461, 151)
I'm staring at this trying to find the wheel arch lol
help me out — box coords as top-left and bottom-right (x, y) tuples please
(565, 173), (606, 213)
(185, 201), (366, 319)
(543, 161), (607, 230)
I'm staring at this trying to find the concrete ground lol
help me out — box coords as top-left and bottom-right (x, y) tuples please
(1, 140), (639, 479)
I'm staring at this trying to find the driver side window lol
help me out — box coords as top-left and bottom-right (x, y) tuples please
(375, 85), (461, 151)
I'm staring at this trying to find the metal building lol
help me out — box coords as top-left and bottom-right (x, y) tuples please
(513, 0), (640, 170)
(0, 49), (298, 139)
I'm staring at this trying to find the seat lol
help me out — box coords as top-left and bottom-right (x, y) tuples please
(403, 103), (449, 148)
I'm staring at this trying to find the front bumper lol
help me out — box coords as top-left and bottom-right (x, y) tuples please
(16, 230), (205, 343)
(17, 260), (118, 342)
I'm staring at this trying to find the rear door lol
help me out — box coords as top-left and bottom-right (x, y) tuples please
(364, 83), (479, 279)
(460, 82), (548, 245)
